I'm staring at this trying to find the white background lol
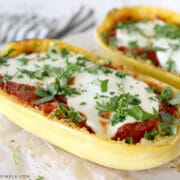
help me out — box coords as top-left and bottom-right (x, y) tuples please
(0, 0), (179, 23)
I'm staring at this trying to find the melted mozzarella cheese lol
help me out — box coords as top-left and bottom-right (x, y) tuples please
(0, 51), (159, 138)
(116, 20), (180, 73)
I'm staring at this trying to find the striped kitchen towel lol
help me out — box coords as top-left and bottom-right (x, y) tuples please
(0, 6), (95, 45)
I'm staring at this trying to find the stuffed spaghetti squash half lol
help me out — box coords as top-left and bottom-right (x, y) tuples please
(97, 6), (180, 89)
(0, 39), (179, 170)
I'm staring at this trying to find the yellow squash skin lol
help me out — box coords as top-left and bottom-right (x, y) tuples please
(97, 6), (180, 90)
(0, 39), (179, 170)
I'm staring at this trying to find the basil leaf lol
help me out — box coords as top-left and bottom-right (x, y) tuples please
(109, 37), (118, 47)
(100, 79), (108, 92)
(160, 111), (173, 123)
(101, 32), (109, 40)
(61, 48), (69, 58)
(154, 24), (180, 39)
(125, 137), (134, 144)
(169, 93), (180, 105)
(17, 57), (29, 65)
(154, 46), (167, 52)
(129, 95), (141, 105)
(144, 130), (159, 140)
(110, 114), (125, 126)
(159, 87), (172, 101)
(128, 106), (157, 121)
(35, 95), (54, 105)
(47, 85), (57, 96)
(54, 103), (85, 123)
(128, 106), (143, 120)
(0, 48), (15, 66)
(160, 123), (173, 136)
(128, 40), (139, 48)
(35, 86), (50, 97)
(115, 71), (129, 78)
(166, 58), (175, 72)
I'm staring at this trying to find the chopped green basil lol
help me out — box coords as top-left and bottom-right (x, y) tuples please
(169, 93), (180, 105)
(35, 85), (57, 105)
(17, 57), (28, 65)
(154, 46), (167, 52)
(50, 43), (58, 54)
(125, 137), (134, 144)
(115, 71), (129, 78)
(154, 24), (180, 39)
(110, 114), (125, 125)
(109, 37), (118, 47)
(21, 85), (27, 91)
(101, 32), (109, 40)
(96, 93), (142, 126)
(61, 48), (70, 58)
(54, 103), (85, 123)
(35, 176), (44, 180)
(160, 111), (173, 123)
(159, 123), (176, 136)
(0, 73), (13, 82)
(80, 102), (87, 106)
(144, 130), (159, 140)
(159, 87), (172, 102)
(0, 48), (15, 66)
(166, 58), (175, 72)
(128, 40), (139, 48)
(139, 53), (148, 60)
(100, 79), (109, 92)
(77, 56), (88, 66)
(128, 106), (157, 121)
(13, 145), (21, 165)
(126, 51), (137, 57)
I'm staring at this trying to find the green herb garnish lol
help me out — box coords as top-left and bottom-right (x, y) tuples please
(154, 24), (180, 39)
(101, 32), (109, 40)
(144, 130), (159, 140)
(159, 87), (172, 102)
(61, 48), (70, 58)
(13, 145), (21, 165)
(80, 102), (87, 106)
(17, 57), (28, 65)
(35, 85), (57, 105)
(128, 40), (139, 48)
(54, 103), (85, 123)
(100, 79), (108, 92)
(139, 53), (148, 60)
(160, 111), (173, 123)
(36, 176), (44, 180)
(109, 37), (118, 47)
(50, 43), (58, 54)
(0, 48), (15, 66)
(169, 93), (180, 105)
(128, 106), (157, 121)
(166, 58), (175, 72)
(125, 137), (134, 144)
(96, 93), (142, 126)
(115, 71), (129, 78)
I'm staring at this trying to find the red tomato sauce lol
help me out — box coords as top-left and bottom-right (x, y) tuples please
(117, 46), (160, 67)
(112, 118), (157, 143)
(0, 76), (93, 133)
